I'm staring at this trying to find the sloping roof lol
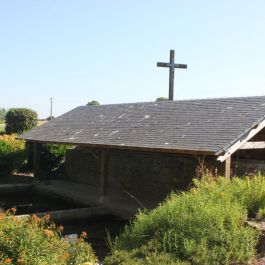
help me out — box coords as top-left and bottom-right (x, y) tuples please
(20, 96), (265, 156)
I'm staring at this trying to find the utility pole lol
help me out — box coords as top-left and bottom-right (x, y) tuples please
(50, 98), (53, 120)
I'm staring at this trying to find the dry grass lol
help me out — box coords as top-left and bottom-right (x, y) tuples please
(37, 120), (47, 126)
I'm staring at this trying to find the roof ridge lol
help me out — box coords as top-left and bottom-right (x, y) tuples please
(83, 95), (265, 108)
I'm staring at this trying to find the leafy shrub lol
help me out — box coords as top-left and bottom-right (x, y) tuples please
(0, 134), (26, 176)
(106, 176), (263, 265)
(0, 210), (98, 265)
(26, 143), (68, 175)
(5, 108), (38, 134)
(40, 144), (68, 174)
(156, 97), (168, 102)
(87, 100), (100, 106)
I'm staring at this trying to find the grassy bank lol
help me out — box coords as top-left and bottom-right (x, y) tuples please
(105, 176), (265, 265)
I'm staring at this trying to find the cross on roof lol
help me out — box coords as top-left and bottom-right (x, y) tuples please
(157, 50), (187, 100)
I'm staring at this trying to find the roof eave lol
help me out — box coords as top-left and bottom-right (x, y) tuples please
(216, 116), (265, 162)
(20, 138), (216, 156)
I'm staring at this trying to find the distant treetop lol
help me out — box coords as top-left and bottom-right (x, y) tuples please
(87, 100), (100, 106)
(46, 116), (55, 121)
(0, 108), (7, 121)
(156, 97), (168, 102)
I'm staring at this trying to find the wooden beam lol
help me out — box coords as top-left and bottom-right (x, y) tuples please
(99, 149), (109, 203)
(217, 119), (265, 162)
(239, 141), (265, 150)
(225, 156), (231, 179)
(33, 143), (40, 179)
(21, 139), (216, 157)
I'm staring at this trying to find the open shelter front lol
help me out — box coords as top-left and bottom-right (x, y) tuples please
(19, 96), (265, 214)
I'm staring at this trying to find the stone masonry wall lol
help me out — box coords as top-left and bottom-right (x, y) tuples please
(64, 147), (219, 202)
(64, 147), (265, 203)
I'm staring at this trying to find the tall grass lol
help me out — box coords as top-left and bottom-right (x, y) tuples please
(105, 176), (265, 265)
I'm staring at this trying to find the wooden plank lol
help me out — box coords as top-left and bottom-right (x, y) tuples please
(174, 63), (188, 69)
(157, 62), (171, 67)
(239, 141), (265, 149)
(225, 156), (231, 179)
(33, 143), (40, 179)
(99, 149), (109, 203)
(217, 119), (265, 162)
(169, 50), (175, 101)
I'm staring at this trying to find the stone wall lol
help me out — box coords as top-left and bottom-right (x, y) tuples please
(64, 147), (206, 202)
(64, 147), (100, 188)
(64, 147), (265, 203)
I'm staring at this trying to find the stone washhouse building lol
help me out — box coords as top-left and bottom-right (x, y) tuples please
(20, 96), (265, 213)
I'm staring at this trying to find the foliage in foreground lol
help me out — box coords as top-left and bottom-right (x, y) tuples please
(105, 176), (265, 265)
(0, 210), (98, 265)
(0, 134), (26, 176)
(5, 108), (38, 134)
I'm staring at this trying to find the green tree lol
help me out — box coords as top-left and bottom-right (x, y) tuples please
(87, 100), (100, 106)
(0, 108), (7, 122)
(156, 97), (168, 102)
(5, 108), (38, 134)
(46, 116), (55, 121)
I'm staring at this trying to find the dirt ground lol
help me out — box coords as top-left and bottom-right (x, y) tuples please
(253, 259), (265, 265)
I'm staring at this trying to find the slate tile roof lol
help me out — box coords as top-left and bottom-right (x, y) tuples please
(19, 96), (265, 155)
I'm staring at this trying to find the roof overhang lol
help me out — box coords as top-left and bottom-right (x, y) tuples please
(217, 118), (265, 162)
(22, 138), (216, 156)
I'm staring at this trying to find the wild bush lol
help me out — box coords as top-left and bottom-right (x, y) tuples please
(5, 108), (38, 134)
(0, 135), (26, 176)
(26, 143), (68, 175)
(40, 144), (68, 174)
(0, 210), (98, 265)
(193, 175), (265, 218)
(105, 176), (264, 265)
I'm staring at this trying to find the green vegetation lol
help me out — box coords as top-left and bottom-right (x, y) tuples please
(46, 116), (55, 120)
(0, 135), (26, 177)
(5, 108), (38, 134)
(156, 97), (168, 101)
(40, 144), (68, 174)
(87, 100), (100, 106)
(105, 176), (265, 265)
(25, 143), (68, 176)
(0, 108), (7, 121)
(0, 210), (98, 265)
(0, 123), (5, 133)
(0, 133), (67, 177)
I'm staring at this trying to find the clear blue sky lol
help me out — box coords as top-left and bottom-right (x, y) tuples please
(0, 1), (265, 118)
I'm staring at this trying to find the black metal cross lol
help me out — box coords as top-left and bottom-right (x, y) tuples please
(157, 50), (187, 100)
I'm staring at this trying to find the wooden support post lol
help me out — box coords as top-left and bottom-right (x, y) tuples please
(99, 149), (109, 203)
(33, 143), (40, 179)
(225, 155), (231, 179)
